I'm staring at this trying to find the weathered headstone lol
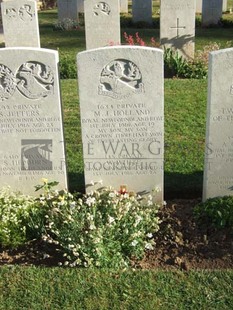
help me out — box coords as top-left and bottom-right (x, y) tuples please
(1, 0), (40, 47)
(196, 0), (203, 13)
(0, 48), (68, 195)
(132, 0), (152, 25)
(77, 46), (164, 202)
(202, 0), (223, 26)
(84, 0), (121, 49)
(57, 0), (79, 21)
(223, 0), (228, 11)
(120, 0), (128, 13)
(203, 48), (233, 200)
(77, 0), (84, 13)
(160, 0), (196, 60)
(197, 0), (227, 12)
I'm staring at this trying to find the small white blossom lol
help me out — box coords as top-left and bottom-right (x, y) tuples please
(86, 197), (96, 206)
(108, 216), (115, 224)
(145, 243), (154, 250)
(131, 240), (138, 247)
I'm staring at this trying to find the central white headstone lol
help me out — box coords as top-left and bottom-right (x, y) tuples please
(77, 46), (164, 202)
(160, 0), (196, 60)
(84, 0), (121, 49)
(203, 48), (233, 200)
(0, 48), (68, 195)
(1, 0), (40, 47)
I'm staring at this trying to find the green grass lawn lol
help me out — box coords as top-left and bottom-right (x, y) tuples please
(0, 267), (232, 309)
(0, 8), (232, 310)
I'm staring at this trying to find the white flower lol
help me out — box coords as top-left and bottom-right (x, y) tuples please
(86, 197), (96, 206)
(135, 215), (142, 226)
(70, 201), (76, 208)
(108, 216), (115, 224)
(109, 192), (116, 198)
(145, 243), (154, 250)
(146, 233), (153, 239)
(131, 240), (138, 247)
(163, 201), (167, 206)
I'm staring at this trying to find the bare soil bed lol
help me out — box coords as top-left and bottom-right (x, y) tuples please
(0, 199), (232, 270)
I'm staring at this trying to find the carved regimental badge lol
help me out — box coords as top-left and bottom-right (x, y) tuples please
(19, 5), (35, 21)
(93, 2), (111, 16)
(0, 64), (16, 101)
(16, 61), (54, 99)
(4, 5), (35, 21)
(99, 59), (144, 100)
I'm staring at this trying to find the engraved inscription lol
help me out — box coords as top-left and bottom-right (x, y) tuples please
(93, 2), (111, 16)
(16, 62), (54, 99)
(99, 59), (144, 100)
(0, 64), (16, 101)
(21, 139), (53, 171)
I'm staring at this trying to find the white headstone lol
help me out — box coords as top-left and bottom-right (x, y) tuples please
(0, 48), (68, 195)
(84, 0), (121, 49)
(160, 0), (196, 60)
(197, 0), (227, 12)
(203, 48), (233, 201)
(57, 0), (79, 21)
(196, 0), (203, 12)
(132, 0), (152, 25)
(120, 0), (128, 13)
(223, 0), (228, 11)
(78, 0), (84, 13)
(202, 0), (223, 26)
(77, 46), (164, 202)
(1, 0), (40, 47)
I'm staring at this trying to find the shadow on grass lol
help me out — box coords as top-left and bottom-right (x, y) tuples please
(68, 172), (85, 194)
(165, 171), (203, 200)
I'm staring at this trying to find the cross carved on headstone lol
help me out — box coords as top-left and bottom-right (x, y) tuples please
(170, 18), (186, 38)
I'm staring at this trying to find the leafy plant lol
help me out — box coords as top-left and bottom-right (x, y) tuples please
(59, 52), (77, 79)
(194, 196), (233, 231)
(38, 181), (162, 268)
(0, 180), (162, 268)
(54, 18), (79, 31)
(0, 187), (42, 247)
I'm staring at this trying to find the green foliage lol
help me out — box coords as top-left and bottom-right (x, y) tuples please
(54, 18), (79, 31)
(38, 181), (161, 268)
(0, 188), (43, 247)
(0, 181), (161, 268)
(164, 48), (207, 79)
(0, 268), (232, 309)
(194, 196), (233, 230)
(59, 52), (77, 79)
